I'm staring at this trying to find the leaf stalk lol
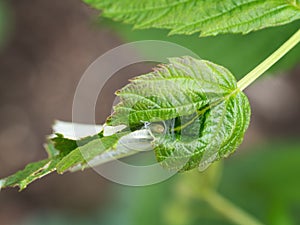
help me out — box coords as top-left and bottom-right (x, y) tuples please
(237, 28), (300, 91)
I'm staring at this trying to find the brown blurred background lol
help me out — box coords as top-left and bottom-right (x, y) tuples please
(0, 1), (299, 225)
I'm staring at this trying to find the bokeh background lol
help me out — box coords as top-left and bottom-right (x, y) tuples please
(0, 1), (300, 225)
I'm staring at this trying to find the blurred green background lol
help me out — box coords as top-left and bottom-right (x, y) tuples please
(0, 1), (300, 225)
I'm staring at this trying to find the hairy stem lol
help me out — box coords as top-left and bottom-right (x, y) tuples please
(201, 189), (265, 225)
(237, 28), (300, 91)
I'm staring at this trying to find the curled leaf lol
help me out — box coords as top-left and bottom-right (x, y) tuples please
(109, 56), (251, 171)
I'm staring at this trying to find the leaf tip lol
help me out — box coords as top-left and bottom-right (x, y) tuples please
(18, 185), (27, 192)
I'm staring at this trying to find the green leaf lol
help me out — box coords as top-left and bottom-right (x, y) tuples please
(0, 127), (138, 190)
(0, 132), (122, 190)
(85, 0), (300, 36)
(51, 133), (104, 157)
(0, 158), (59, 191)
(109, 56), (251, 171)
(56, 133), (126, 173)
(109, 57), (236, 126)
(155, 92), (250, 171)
(0, 134), (78, 190)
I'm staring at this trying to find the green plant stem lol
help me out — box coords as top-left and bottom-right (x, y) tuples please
(201, 189), (264, 225)
(237, 28), (300, 91)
